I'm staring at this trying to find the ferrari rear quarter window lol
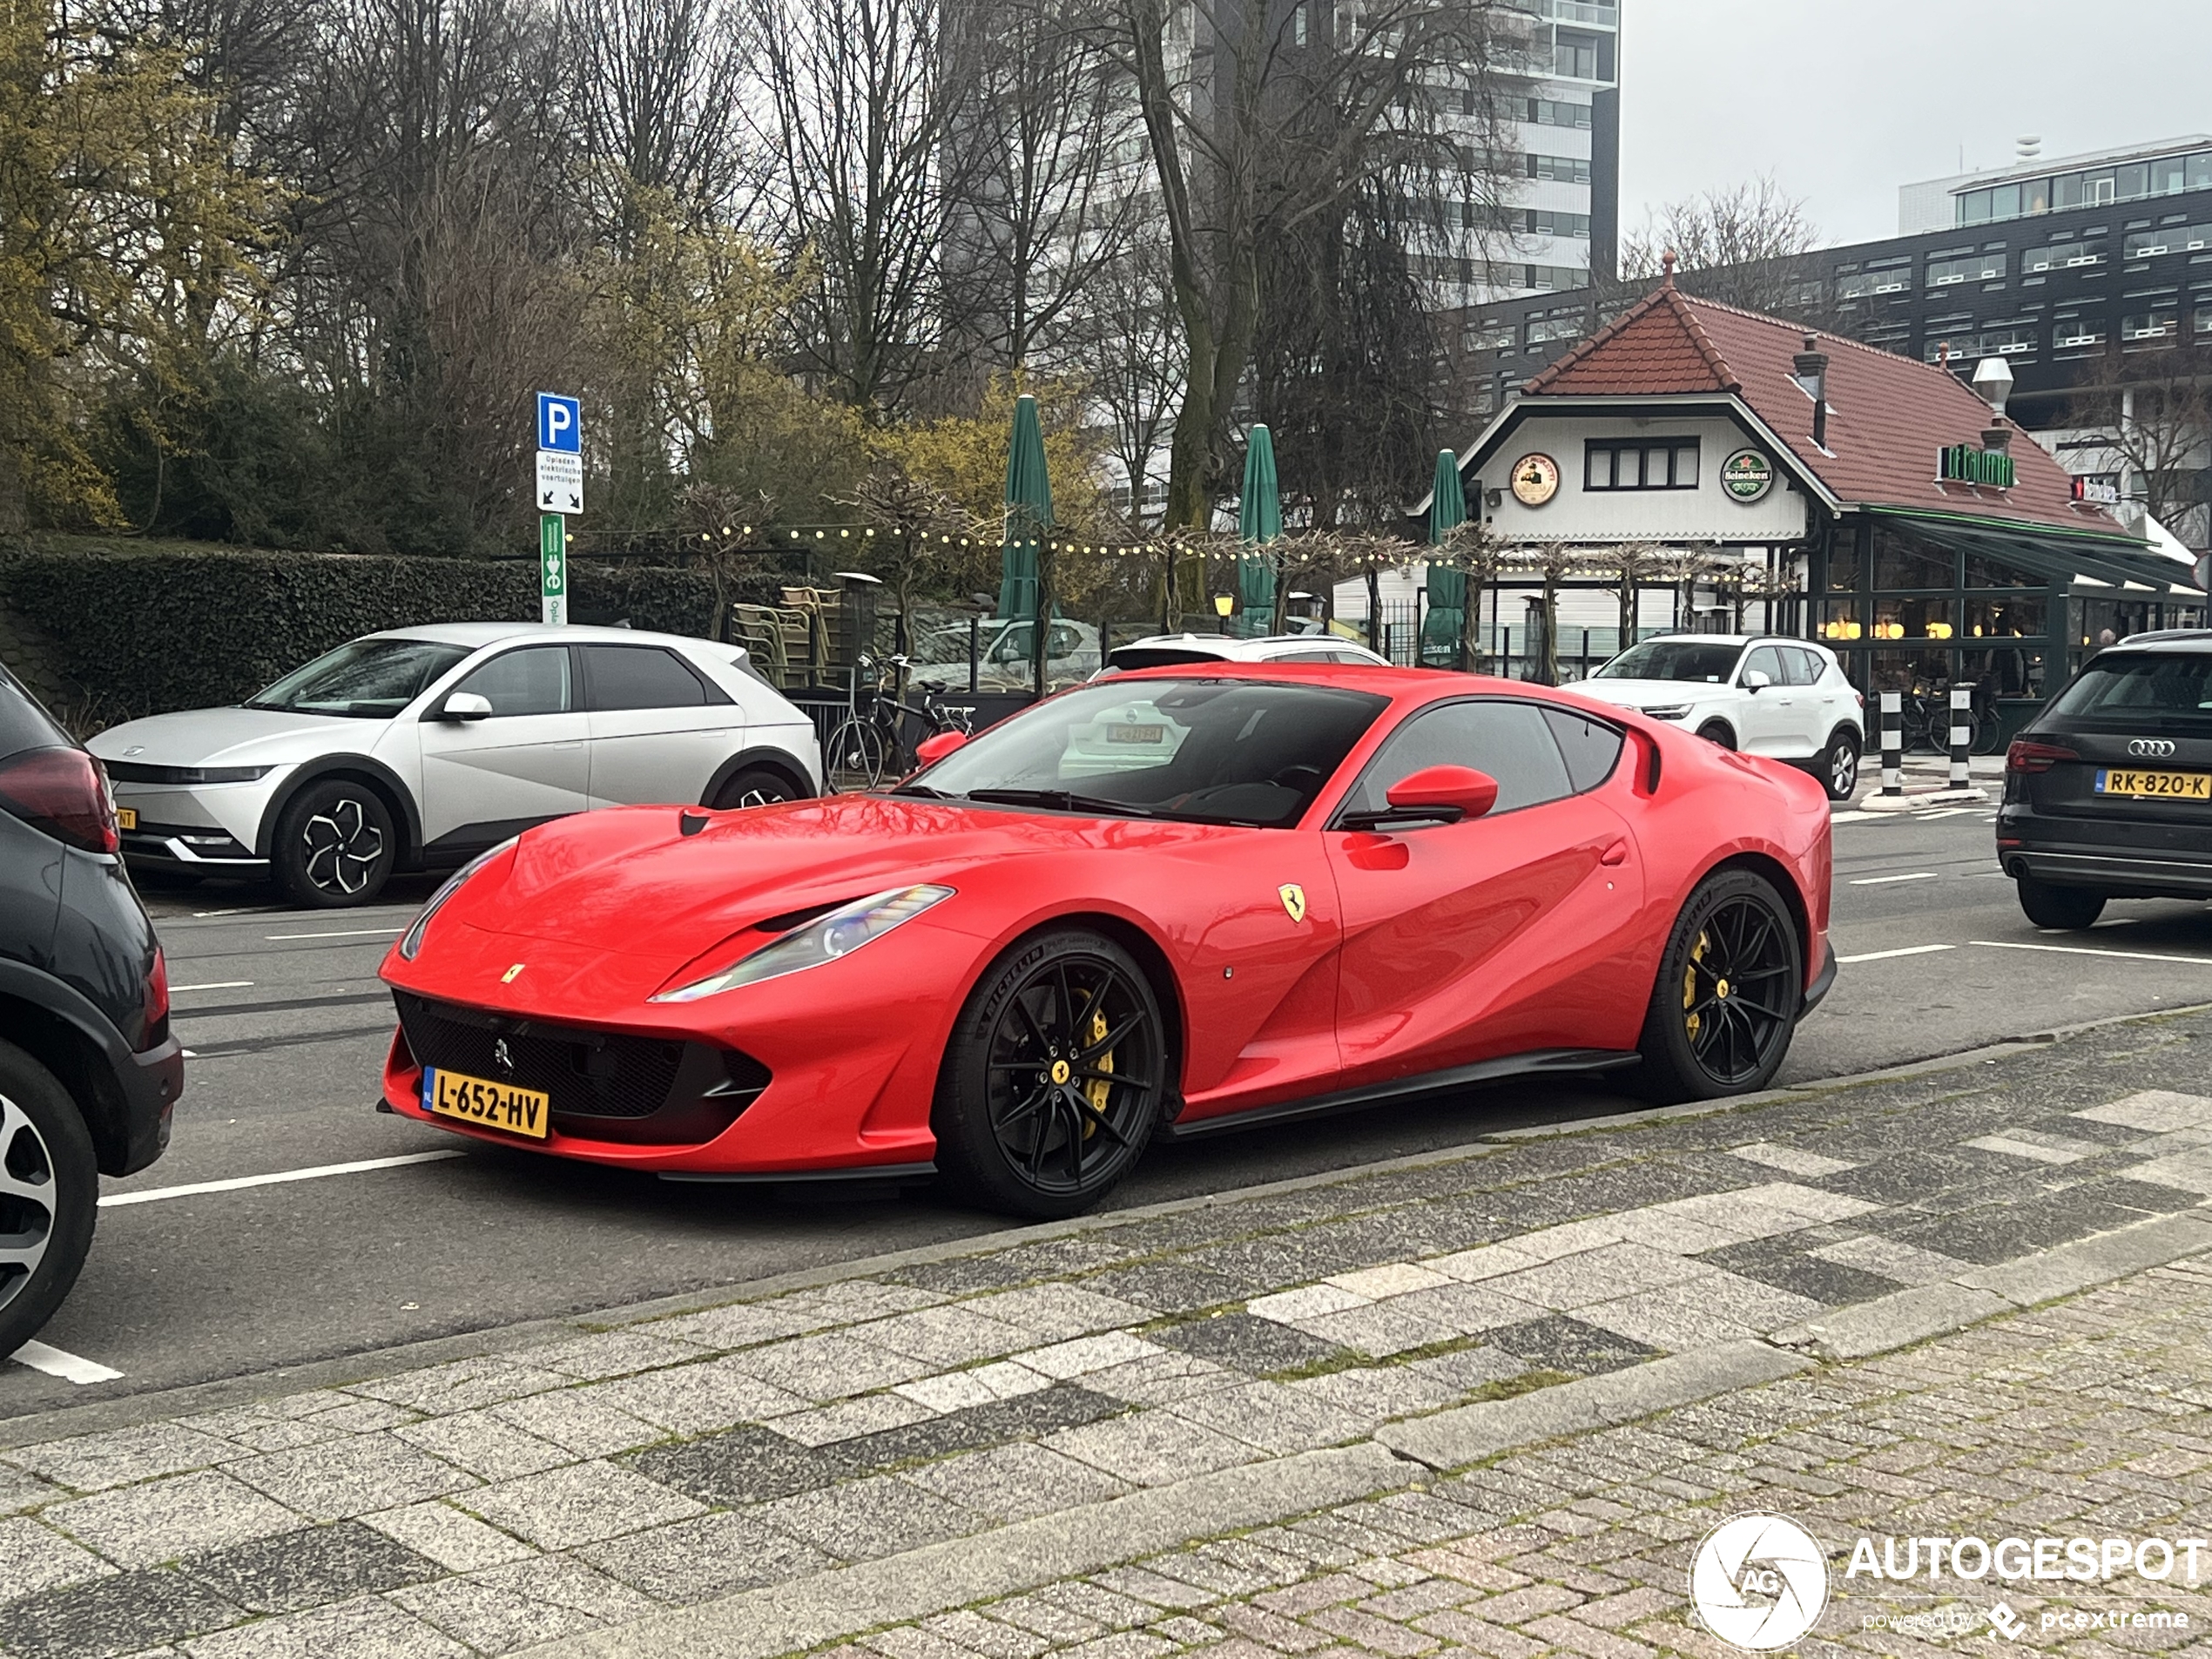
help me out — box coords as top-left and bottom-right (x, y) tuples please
(910, 678), (1388, 827)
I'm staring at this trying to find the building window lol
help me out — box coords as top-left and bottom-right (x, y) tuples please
(1463, 320), (1514, 353)
(1963, 552), (2044, 589)
(2196, 302), (2212, 338)
(1872, 525), (1953, 590)
(1927, 251), (2005, 287)
(1586, 440), (1698, 492)
(2053, 319), (2107, 350)
(1527, 97), (1592, 129)
(1527, 153), (1592, 185)
(1837, 260), (1912, 300)
(1979, 324), (2037, 357)
(1553, 29), (1605, 79)
(2126, 223), (2212, 258)
(2121, 311), (2178, 346)
(2023, 240), (2101, 274)
(1527, 313), (1585, 344)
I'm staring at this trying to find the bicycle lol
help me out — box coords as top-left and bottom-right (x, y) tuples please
(1896, 689), (2002, 757)
(824, 656), (974, 791)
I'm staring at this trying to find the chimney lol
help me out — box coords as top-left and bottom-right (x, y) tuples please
(1972, 355), (2013, 452)
(1793, 333), (1830, 448)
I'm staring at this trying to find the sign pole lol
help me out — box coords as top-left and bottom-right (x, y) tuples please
(539, 515), (567, 625)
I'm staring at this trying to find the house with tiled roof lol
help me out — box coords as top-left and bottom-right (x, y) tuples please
(1440, 265), (2201, 733)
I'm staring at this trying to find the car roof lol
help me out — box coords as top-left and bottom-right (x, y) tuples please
(2098, 629), (2212, 652)
(366, 623), (726, 651)
(1622, 633), (1804, 649)
(1111, 632), (1379, 658)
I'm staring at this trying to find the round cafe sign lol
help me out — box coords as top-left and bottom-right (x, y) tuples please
(1509, 453), (1561, 506)
(1721, 448), (1776, 502)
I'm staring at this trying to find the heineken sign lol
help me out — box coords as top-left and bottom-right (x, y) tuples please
(1720, 448), (1775, 502)
(1937, 442), (2015, 489)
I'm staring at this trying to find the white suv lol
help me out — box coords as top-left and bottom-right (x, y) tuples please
(89, 624), (822, 907)
(1093, 632), (1391, 676)
(1571, 633), (1865, 799)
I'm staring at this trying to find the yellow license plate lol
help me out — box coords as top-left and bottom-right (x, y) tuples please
(422, 1067), (550, 1139)
(114, 807), (137, 830)
(2095, 768), (2212, 799)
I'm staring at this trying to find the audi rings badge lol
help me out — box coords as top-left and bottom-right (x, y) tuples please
(2128, 738), (2177, 758)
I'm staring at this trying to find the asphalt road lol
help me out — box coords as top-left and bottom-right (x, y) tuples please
(10, 781), (2212, 1417)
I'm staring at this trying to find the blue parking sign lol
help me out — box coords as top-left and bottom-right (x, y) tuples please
(536, 393), (580, 454)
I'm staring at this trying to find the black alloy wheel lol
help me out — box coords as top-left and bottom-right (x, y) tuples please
(1696, 721), (1736, 750)
(273, 779), (396, 907)
(711, 766), (804, 810)
(1635, 869), (1802, 1102)
(934, 929), (1166, 1217)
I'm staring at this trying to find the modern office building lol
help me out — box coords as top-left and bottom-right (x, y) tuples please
(1413, 0), (1622, 309)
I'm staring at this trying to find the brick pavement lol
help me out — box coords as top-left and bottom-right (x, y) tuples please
(810, 1258), (2212, 1659)
(1, 1009), (2209, 1657)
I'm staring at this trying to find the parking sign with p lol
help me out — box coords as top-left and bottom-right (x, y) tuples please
(536, 393), (580, 454)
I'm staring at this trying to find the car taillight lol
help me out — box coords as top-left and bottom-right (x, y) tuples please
(145, 945), (170, 1039)
(2006, 738), (2079, 773)
(0, 745), (119, 853)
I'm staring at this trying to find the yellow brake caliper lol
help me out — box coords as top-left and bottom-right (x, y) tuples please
(1082, 1008), (1113, 1135)
(1683, 930), (1709, 1040)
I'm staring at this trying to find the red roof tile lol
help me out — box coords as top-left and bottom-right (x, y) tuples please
(1521, 278), (2134, 541)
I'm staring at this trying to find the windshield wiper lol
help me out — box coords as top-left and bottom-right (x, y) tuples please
(962, 787), (1156, 819)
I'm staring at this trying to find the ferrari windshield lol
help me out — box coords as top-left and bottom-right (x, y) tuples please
(908, 678), (1388, 828)
(1594, 639), (1745, 684)
(248, 638), (472, 718)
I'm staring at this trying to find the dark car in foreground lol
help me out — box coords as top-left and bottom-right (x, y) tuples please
(1999, 631), (2212, 928)
(0, 664), (180, 1356)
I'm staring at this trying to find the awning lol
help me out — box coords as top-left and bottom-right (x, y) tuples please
(1865, 509), (2200, 596)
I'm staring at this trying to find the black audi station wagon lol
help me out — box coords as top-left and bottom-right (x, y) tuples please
(1999, 631), (2212, 929)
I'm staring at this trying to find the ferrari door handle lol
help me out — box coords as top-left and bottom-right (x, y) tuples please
(1601, 840), (1629, 866)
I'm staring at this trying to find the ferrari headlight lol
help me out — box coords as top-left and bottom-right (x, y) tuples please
(397, 838), (517, 961)
(651, 884), (954, 1002)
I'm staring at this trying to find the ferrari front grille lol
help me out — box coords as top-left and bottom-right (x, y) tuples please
(392, 990), (768, 1122)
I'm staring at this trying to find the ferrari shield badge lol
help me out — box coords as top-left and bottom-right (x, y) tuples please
(1278, 883), (1307, 923)
(502, 963), (525, 983)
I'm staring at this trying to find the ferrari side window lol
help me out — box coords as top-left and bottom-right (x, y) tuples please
(1343, 701), (1574, 818)
(1541, 708), (1626, 792)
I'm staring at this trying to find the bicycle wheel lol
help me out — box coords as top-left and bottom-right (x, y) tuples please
(1970, 707), (2006, 756)
(825, 717), (887, 792)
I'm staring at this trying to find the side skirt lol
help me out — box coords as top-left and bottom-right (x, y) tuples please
(1162, 1049), (1643, 1141)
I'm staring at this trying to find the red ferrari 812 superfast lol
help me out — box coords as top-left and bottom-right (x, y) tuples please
(378, 664), (1834, 1216)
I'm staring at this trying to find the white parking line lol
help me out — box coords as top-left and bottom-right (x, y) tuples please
(1848, 872), (1939, 886)
(1838, 944), (1957, 964)
(100, 1150), (466, 1208)
(8, 1339), (123, 1385)
(169, 980), (254, 994)
(1972, 940), (2212, 968)
(263, 927), (405, 941)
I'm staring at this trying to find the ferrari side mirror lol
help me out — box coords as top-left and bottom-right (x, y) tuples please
(1343, 764), (1499, 831)
(914, 730), (968, 766)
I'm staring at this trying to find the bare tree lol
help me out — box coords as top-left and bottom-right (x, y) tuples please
(1105, 0), (1528, 529)
(559, 0), (751, 244)
(745, 0), (976, 414)
(2067, 342), (2212, 550)
(1070, 237), (1183, 528)
(1615, 176), (1824, 319)
(941, 0), (1144, 375)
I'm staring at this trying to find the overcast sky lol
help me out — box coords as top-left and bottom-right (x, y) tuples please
(1617, 0), (2212, 248)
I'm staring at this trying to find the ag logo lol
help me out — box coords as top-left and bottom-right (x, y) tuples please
(1689, 1514), (1828, 1650)
(1278, 883), (1307, 923)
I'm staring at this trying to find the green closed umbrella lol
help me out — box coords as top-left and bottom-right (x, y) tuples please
(1421, 449), (1469, 668)
(1236, 424), (1281, 637)
(998, 394), (1051, 624)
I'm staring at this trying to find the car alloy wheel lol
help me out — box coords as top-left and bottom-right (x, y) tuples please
(936, 929), (1167, 1217)
(985, 956), (1159, 1197)
(1676, 897), (1796, 1087)
(712, 766), (803, 810)
(0, 1093), (57, 1321)
(1825, 733), (1859, 800)
(301, 795), (386, 896)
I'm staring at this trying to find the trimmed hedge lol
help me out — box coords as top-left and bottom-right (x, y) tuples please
(0, 544), (767, 721)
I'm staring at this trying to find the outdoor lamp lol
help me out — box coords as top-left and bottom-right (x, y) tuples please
(1213, 592), (1235, 634)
